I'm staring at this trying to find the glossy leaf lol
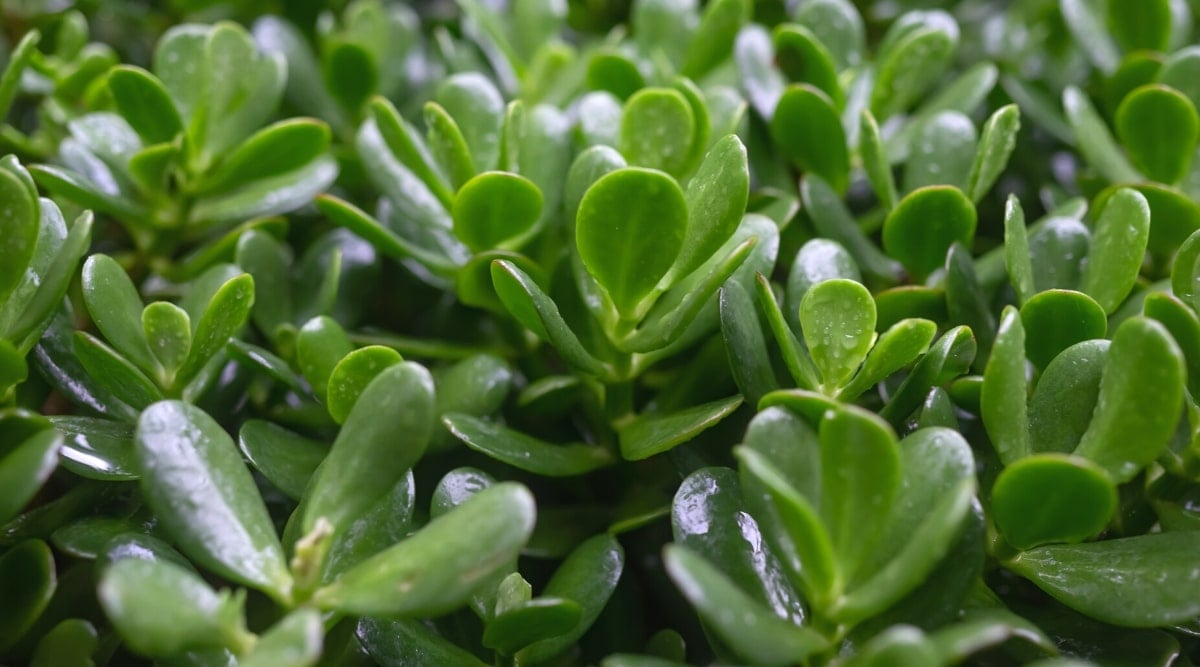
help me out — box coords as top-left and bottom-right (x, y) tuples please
(992, 453), (1116, 550)
(0, 429), (61, 525)
(966, 104), (1020, 203)
(312, 482), (535, 616)
(799, 278), (876, 390)
(72, 332), (164, 410)
(1004, 195), (1036, 305)
(981, 307), (1029, 465)
(672, 135), (750, 280)
(619, 88), (696, 178)
(136, 401), (292, 600)
(303, 362), (434, 536)
(903, 111), (976, 193)
(97, 557), (252, 657)
(672, 467), (805, 624)
(238, 420), (327, 501)
(425, 102), (476, 190)
(772, 84), (849, 193)
(663, 545), (828, 666)
(1074, 317), (1185, 483)
(1019, 290), (1107, 369)
(296, 316), (354, 404)
(575, 168), (687, 319)
(1080, 188), (1151, 314)
(871, 18), (958, 120)
(518, 533), (625, 663)
(81, 255), (155, 374)
(801, 175), (901, 283)
(0, 540), (56, 651)
(325, 345), (403, 424)
(484, 598), (582, 655)
(142, 302), (192, 381)
(1008, 531), (1200, 627)
(178, 273), (255, 386)
(838, 318), (936, 400)
(358, 617), (489, 667)
(882, 186), (976, 280)
(1028, 341), (1110, 455)
(452, 171), (543, 252)
(30, 619), (99, 667)
(859, 110), (897, 210)
(1115, 84), (1199, 185)
(52, 416), (138, 481)
(618, 396), (742, 461)
(445, 414), (613, 476)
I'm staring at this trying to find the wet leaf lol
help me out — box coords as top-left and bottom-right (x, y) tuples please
(992, 453), (1117, 550)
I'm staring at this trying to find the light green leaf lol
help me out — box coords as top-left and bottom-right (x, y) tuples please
(981, 307), (1029, 465)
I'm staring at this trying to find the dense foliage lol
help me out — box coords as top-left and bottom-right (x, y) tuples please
(3, 0), (1200, 665)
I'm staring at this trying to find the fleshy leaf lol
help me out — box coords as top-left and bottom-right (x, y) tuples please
(882, 186), (976, 280)
(992, 453), (1117, 550)
(772, 84), (849, 193)
(452, 171), (543, 252)
(1080, 188), (1150, 314)
(444, 413), (614, 476)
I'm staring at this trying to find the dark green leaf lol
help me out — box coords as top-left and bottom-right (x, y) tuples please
(1019, 290), (1106, 369)
(0, 540), (56, 651)
(773, 24), (842, 107)
(1115, 84), (1199, 184)
(992, 453), (1116, 550)
(313, 482), (535, 616)
(325, 345), (403, 425)
(484, 598), (582, 655)
(30, 619), (99, 667)
(772, 84), (849, 193)
(136, 401), (292, 600)
(444, 413), (614, 476)
(178, 273), (254, 386)
(1074, 317), (1185, 483)
(357, 617), (489, 667)
(1028, 340), (1109, 455)
(80, 255), (155, 374)
(52, 416), (137, 481)
(238, 420), (328, 501)
(980, 307), (1029, 465)
(73, 332), (164, 410)
(618, 396), (743, 461)
(0, 428), (60, 524)
(107, 65), (182, 144)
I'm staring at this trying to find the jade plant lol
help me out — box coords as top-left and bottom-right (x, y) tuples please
(8, 1), (1200, 666)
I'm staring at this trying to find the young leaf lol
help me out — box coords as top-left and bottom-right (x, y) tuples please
(199, 118), (331, 196)
(981, 307), (1029, 465)
(1028, 341), (1109, 455)
(142, 302), (192, 380)
(73, 332), (165, 410)
(800, 278), (876, 390)
(106, 65), (183, 145)
(81, 255), (155, 374)
(671, 135), (750, 280)
(1004, 195), (1036, 305)
(177, 273), (255, 386)
(575, 168), (687, 319)
(239, 608), (322, 667)
(837, 318), (937, 400)
(663, 545), (829, 665)
(617, 396), (743, 461)
(882, 186), (976, 280)
(312, 482), (535, 616)
(302, 362), (434, 536)
(435, 73), (504, 175)
(452, 171), (543, 252)
(1018, 290), (1107, 369)
(859, 110), (897, 210)
(991, 453), (1117, 550)
(1074, 317), (1185, 483)
(966, 104), (1020, 203)
(325, 345), (404, 425)
(136, 401), (292, 600)
(425, 102), (477, 190)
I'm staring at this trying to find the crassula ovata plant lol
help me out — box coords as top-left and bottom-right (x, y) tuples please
(5, 0), (1200, 665)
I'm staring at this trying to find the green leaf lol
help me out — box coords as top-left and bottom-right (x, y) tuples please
(1004, 195), (1036, 305)
(735, 445), (836, 603)
(859, 110), (897, 210)
(680, 0), (749, 79)
(0, 339), (27, 398)
(1130, 182), (1200, 255)
(1063, 86), (1141, 184)
(1145, 292), (1200, 396)
(840, 625), (938, 667)
(794, 0), (864, 70)
(424, 102), (477, 190)
(80, 255), (155, 374)
(5, 205), (93, 353)
(238, 420), (327, 501)
(52, 416), (138, 481)
(296, 316), (354, 404)
(801, 175), (901, 283)
(73, 332), (164, 410)
(430, 354), (513, 451)
(587, 52), (646, 101)
(617, 396), (743, 461)
(885, 61), (997, 164)
(1028, 340), (1109, 455)
(30, 619), (99, 667)
(619, 88), (696, 178)
(188, 156), (338, 229)
(1159, 46), (1200, 110)
(663, 545), (829, 666)
(0, 540), (55, 652)
(927, 608), (1056, 665)
(903, 111), (976, 193)
(871, 18), (958, 120)
(452, 171), (543, 252)
(28, 165), (148, 224)
(772, 84), (849, 193)
(672, 134), (750, 280)
(0, 30), (39, 121)
(992, 453), (1117, 550)
(444, 414), (614, 476)
(1074, 317), (1185, 483)
(178, 273), (254, 386)
(799, 278), (876, 390)
(879, 325), (975, 427)
(199, 119), (331, 196)
(1008, 531), (1200, 627)
(106, 65), (182, 145)
(136, 400), (292, 600)
(0, 165), (38, 305)
(1115, 84), (1199, 184)
(325, 345), (404, 425)
(1060, 0), (1120, 73)
(370, 97), (454, 208)
(518, 534), (626, 663)
(303, 362), (434, 536)
(575, 168), (687, 319)
(436, 73), (504, 175)
(1019, 290), (1107, 369)
(1108, 0), (1172, 52)
(324, 42), (376, 114)
(882, 185), (976, 280)
(0, 428), (60, 525)
(196, 22), (286, 160)
(720, 279), (780, 404)
(484, 598), (582, 655)
(142, 302), (192, 381)
(671, 78), (714, 179)
(838, 318), (937, 400)
(239, 608), (322, 667)
(97, 557), (252, 657)
(981, 307), (1029, 465)
(313, 482), (535, 616)
(773, 24), (842, 107)
(1028, 217), (1091, 293)
(966, 104), (1020, 203)
(357, 617), (489, 667)
(672, 467), (805, 623)
(491, 260), (607, 376)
